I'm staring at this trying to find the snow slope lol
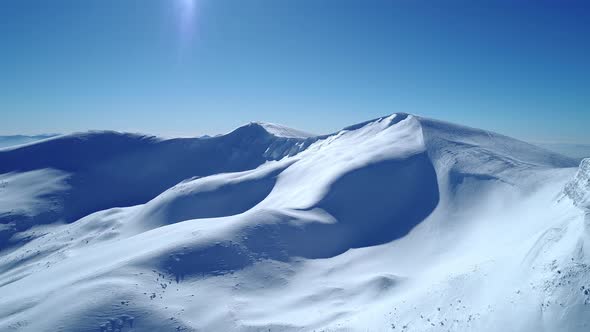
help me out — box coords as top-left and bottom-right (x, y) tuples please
(564, 158), (590, 210)
(0, 114), (587, 332)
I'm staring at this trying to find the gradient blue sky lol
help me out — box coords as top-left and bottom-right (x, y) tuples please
(1, 0), (589, 141)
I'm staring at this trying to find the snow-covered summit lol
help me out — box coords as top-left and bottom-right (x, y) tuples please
(253, 121), (315, 138)
(233, 121), (315, 139)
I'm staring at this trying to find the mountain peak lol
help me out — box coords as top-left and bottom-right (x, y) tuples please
(234, 121), (315, 139)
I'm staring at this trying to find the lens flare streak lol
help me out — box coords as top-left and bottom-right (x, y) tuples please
(175, 0), (198, 47)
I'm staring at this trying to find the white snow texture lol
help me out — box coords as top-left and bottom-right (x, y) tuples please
(0, 114), (588, 332)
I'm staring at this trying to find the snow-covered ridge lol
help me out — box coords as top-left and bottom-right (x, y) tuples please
(250, 121), (315, 138)
(565, 158), (590, 210)
(0, 114), (577, 247)
(0, 113), (587, 331)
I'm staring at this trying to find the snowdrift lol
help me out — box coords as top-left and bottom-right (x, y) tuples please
(0, 114), (587, 332)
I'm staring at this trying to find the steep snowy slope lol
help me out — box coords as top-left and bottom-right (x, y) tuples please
(564, 159), (590, 210)
(0, 114), (587, 332)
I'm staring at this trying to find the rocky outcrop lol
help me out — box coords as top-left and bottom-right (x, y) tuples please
(564, 158), (590, 210)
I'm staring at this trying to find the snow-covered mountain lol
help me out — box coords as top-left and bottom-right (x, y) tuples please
(0, 114), (588, 332)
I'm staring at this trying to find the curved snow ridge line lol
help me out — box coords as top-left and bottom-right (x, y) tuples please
(123, 114), (428, 236)
(125, 159), (296, 233)
(259, 114), (427, 210)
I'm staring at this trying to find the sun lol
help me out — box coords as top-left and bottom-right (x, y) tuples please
(174, 0), (199, 47)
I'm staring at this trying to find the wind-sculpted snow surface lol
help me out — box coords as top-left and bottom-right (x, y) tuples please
(0, 114), (587, 332)
(0, 126), (314, 248)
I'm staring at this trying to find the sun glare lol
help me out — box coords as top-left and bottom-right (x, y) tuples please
(175, 0), (198, 45)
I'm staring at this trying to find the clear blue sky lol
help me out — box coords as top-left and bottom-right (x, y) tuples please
(1, 0), (589, 142)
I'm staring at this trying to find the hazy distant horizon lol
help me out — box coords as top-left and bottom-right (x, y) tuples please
(2, 125), (590, 161)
